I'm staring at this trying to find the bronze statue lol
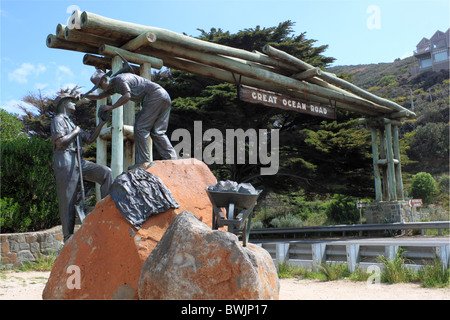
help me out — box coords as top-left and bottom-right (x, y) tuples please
(84, 69), (177, 169)
(51, 94), (113, 242)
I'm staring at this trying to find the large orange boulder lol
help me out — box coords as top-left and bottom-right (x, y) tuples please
(42, 159), (216, 300)
(138, 211), (279, 300)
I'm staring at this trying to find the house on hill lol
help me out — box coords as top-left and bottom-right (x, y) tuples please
(410, 28), (450, 75)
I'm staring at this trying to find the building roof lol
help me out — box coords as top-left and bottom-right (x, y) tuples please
(416, 28), (450, 50)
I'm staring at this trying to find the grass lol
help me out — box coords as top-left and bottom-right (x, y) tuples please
(418, 259), (450, 288)
(277, 261), (351, 282)
(19, 253), (56, 272)
(277, 248), (450, 288)
(0, 253), (56, 274)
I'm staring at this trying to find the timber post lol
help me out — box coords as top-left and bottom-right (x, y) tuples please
(140, 62), (153, 162)
(110, 56), (124, 179)
(361, 118), (405, 202)
(96, 90), (108, 202)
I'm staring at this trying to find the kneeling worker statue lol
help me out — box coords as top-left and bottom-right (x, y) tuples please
(51, 94), (113, 242)
(84, 69), (177, 169)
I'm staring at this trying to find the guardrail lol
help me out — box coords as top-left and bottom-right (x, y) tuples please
(252, 238), (450, 272)
(250, 221), (450, 238)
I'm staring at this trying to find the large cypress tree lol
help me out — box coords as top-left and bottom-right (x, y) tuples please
(161, 21), (372, 197)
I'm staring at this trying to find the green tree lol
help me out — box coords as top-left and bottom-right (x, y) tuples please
(0, 109), (26, 141)
(0, 135), (59, 232)
(410, 172), (437, 205)
(161, 21), (381, 198)
(407, 123), (449, 172)
(301, 117), (373, 196)
(325, 194), (359, 224)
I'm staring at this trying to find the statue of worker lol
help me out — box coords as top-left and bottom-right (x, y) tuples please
(51, 94), (113, 242)
(84, 70), (177, 170)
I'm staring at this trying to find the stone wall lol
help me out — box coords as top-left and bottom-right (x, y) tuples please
(0, 226), (64, 269)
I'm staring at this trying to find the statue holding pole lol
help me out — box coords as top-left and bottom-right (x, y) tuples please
(51, 94), (113, 242)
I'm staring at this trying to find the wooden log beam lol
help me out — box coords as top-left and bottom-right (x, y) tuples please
(121, 31), (157, 51)
(141, 40), (392, 114)
(291, 68), (322, 80)
(99, 125), (134, 141)
(56, 24), (66, 38)
(148, 51), (379, 116)
(46, 34), (99, 54)
(83, 54), (141, 73)
(65, 28), (122, 47)
(263, 45), (415, 118)
(80, 11), (294, 71)
(99, 44), (163, 69)
(78, 10), (389, 115)
(83, 54), (112, 70)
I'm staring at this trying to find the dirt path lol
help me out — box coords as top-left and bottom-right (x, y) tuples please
(0, 271), (449, 300)
(279, 278), (450, 300)
(0, 271), (50, 300)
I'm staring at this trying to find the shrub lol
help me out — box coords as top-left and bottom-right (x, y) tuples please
(325, 194), (359, 224)
(377, 248), (416, 283)
(410, 172), (437, 205)
(0, 136), (59, 232)
(418, 259), (450, 288)
(0, 110), (26, 142)
(270, 213), (303, 228)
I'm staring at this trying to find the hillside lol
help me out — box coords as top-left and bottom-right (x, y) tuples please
(327, 56), (449, 176)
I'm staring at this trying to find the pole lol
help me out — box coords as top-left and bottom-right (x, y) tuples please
(96, 90), (108, 202)
(111, 55), (124, 179)
(140, 62), (153, 162)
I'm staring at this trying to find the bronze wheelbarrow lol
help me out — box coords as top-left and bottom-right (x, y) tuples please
(206, 189), (262, 246)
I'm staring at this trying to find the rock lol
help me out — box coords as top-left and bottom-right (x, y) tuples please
(138, 211), (279, 300)
(207, 180), (260, 194)
(42, 159), (217, 300)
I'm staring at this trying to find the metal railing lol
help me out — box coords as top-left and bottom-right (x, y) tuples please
(252, 237), (450, 272)
(250, 221), (450, 238)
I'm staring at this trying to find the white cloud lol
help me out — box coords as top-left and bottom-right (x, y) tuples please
(8, 63), (46, 84)
(0, 99), (38, 115)
(57, 65), (74, 77)
(56, 65), (75, 85)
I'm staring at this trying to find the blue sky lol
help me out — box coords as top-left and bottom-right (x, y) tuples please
(1, 0), (449, 115)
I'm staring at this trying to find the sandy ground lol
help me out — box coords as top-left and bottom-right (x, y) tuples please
(0, 271), (50, 300)
(279, 278), (450, 300)
(0, 271), (449, 300)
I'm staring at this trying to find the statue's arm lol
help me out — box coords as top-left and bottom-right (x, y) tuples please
(53, 126), (80, 150)
(83, 120), (107, 145)
(85, 91), (111, 100)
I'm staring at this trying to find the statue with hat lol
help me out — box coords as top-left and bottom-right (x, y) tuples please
(83, 65), (177, 170)
(51, 93), (113, 242)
